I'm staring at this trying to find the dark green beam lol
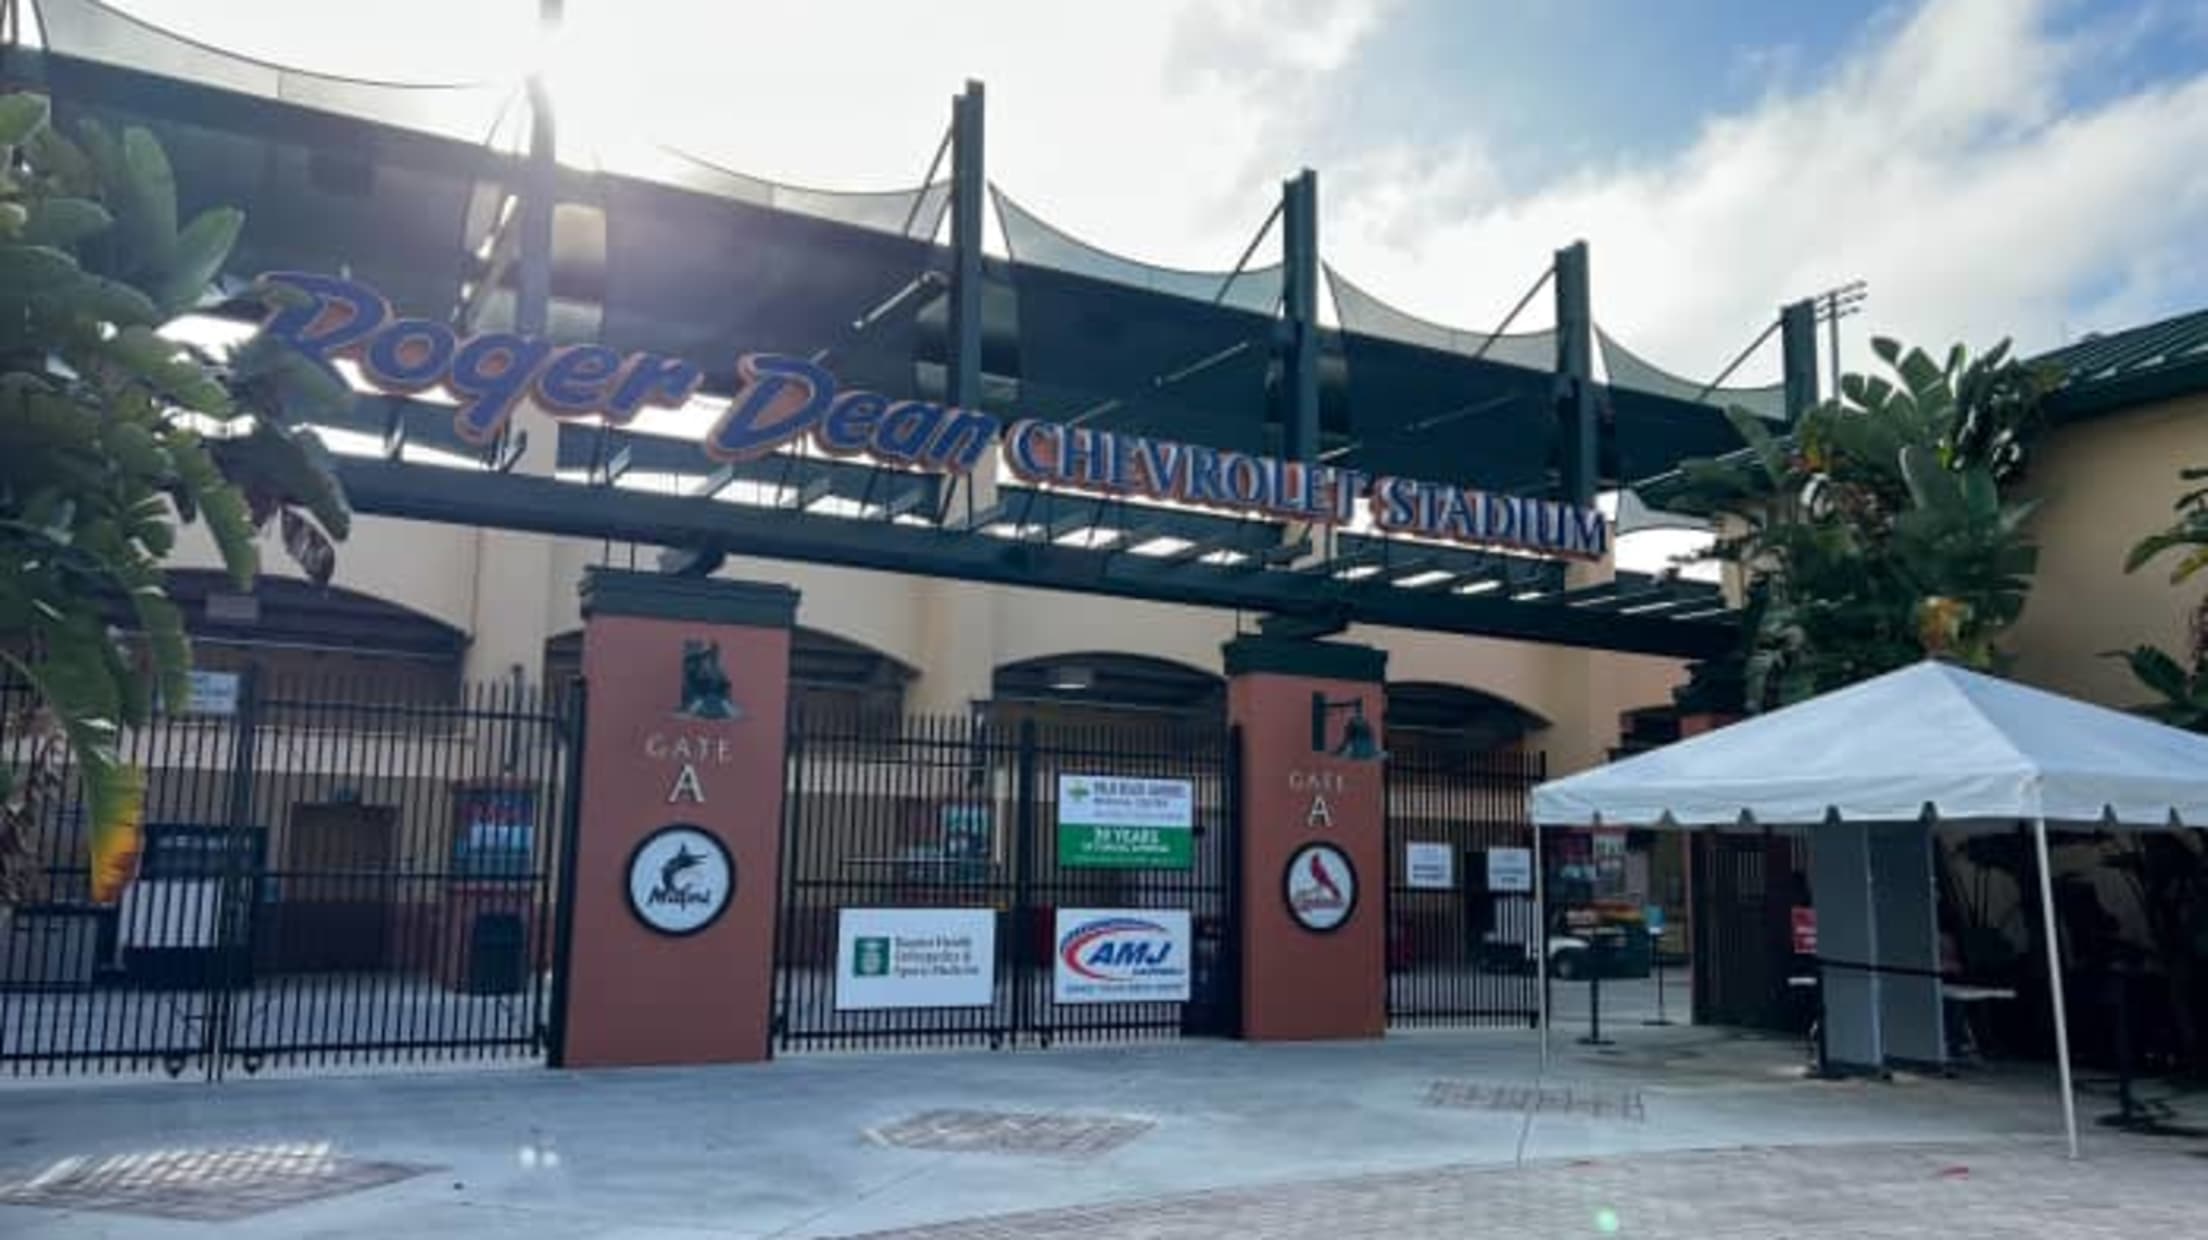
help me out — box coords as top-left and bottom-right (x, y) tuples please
(1553, 240), (1597, 507)
(1780, 298), (1818, 422)
(1281, 169), (1320, 462)
(332, 458), (1734, 659)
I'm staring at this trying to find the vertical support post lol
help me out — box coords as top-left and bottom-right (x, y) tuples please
(546, 679), (587, 1068)
(1535, 818), (1550, 1072)
(222, 666), (262, 848)
(2032, 817), (2080, 1159)
(1223, 636), (1386, 1041)
(212, 664), (263, 1081)
(1552, 241), (1596, 507)
(948, 80), (985, 412)
(1281, 169), (1321, 463)
(1780, 298), (1819, 420)
(518, 0), (561, 339)
(1011, 719), (1038, 1046)
(1222, 724), (1247, 1038)
(559, 571), (798, 1067)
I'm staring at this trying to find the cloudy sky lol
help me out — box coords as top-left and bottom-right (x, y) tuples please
(96, 0), (2208, 384)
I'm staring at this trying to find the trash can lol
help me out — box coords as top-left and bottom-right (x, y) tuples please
(465, 912), (526, 996)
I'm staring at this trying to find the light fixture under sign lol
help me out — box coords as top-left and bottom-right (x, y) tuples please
(205, 591), (260, 625)
(1047, 665), (1094, 692)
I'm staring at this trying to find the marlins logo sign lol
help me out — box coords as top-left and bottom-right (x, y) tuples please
(1053, 909), (1192, 1005)
(626, 824), (735, 936)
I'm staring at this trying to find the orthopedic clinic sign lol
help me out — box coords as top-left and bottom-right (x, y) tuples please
(255, 272), (1608, 560)
(833, 907), (995, 1011)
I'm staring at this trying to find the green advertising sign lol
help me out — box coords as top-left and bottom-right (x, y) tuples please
(1057, 774), (1195, 869)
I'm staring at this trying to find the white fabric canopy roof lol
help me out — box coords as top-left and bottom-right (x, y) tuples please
(1533, 660), (2208, 829)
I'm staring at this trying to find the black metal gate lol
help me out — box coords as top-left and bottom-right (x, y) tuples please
(0, 672), (579, 1079)
(775, 711), (1237, 1051)
(1691, 830), (1811, 1032)
(1383, 743), (1544, 1027)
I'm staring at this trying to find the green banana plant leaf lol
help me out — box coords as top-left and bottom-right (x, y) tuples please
(0, 93), (50, 145)
(0, 96), (355, 917)
(154, 207), (243, 316)
(1669, 333), (2051, 711)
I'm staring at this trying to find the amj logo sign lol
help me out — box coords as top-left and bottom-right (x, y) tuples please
(1059, 917), (1177, 981)
(1052, 908), (1192, 1005)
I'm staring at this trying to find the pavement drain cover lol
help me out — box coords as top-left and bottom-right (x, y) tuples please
(0, 1143), (431, 1222)
(1425, 1080), (1646, 1122)
(868, 1109), (1154, 1157)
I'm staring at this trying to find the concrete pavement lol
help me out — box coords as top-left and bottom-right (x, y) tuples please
(0, 1024), (2184, 1237)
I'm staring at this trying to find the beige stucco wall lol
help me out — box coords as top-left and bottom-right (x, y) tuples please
(221, 513), (1680, 775)
(169, 387), (1692, 773)
(171, 510), (481, 635)
(2009, 394), (2207, 707)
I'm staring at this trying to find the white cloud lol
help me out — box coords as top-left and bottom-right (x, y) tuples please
(101, 0), (2208, 381)
(1323, 0), (2208, 381)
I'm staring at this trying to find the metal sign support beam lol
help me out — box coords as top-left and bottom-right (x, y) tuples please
(1781, 298), (1819, 423)
(331, 458), (1732, 660)
(1281, 169), (1321, 463)
(1553, 240), (1597, 508)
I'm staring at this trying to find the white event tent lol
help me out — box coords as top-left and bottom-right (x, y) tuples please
(1530, 659), (2208, 1158)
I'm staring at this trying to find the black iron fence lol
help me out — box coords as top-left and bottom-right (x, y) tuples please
(1691, 830), (1812, 1032)
(776, 711), (1237, 1051)
(0, 671), (578, 1079)
(1383, 741), (1544, 1028)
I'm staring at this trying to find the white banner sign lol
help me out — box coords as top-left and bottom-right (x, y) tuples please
(1052, 908), (1192, 1005)
(185, 670), (241, 716)
(834, 908), (996, 1011)
(1405, 842), (1454, 890)
(1488, 847), (1534, 893)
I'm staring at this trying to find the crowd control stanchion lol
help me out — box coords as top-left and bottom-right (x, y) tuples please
(1579, 934), (1614, 1047)
(1644, 925), (1674, 1027)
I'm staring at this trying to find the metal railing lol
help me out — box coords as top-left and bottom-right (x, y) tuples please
(1382, 742), (1545, 1028)
(0, 672), (579, 1079)
(775, 710), (1237, 1052)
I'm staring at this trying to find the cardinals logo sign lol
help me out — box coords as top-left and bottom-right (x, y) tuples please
(1284, 843), (1357, 933)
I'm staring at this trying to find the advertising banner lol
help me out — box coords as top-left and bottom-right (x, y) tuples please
(834, 908), (996, 1011)
(1052, 908), (1192, 1004)
(1056, 775), (1194, 869)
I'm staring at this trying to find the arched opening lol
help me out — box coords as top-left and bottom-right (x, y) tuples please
(544, 625), (914, 720)
(991, 653), (1224, 728)
(1384, 681), (1548, 755)
(110, 569), (469, 700)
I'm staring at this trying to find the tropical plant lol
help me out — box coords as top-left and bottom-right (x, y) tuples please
(1665, 337), (2054, 711)
(2104, 831), (2208, 1071)
(0, 92), (351, 925)
(2103, 642), (2208, 733)
(2125, 465), (2208, 586)
(2108, 466), (2208, 734)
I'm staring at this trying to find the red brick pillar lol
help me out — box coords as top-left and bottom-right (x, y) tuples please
(1224, 636), (1388, 1041)
(556, 570), (797, 1068)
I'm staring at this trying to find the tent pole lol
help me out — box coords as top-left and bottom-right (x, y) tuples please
(2031, 816), (2079, 1159)
(1535, 821), (1550, 1073)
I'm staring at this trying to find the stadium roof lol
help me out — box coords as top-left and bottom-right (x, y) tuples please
(2037, 305), (2208, 421)
(0, 0), (1776, 657)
